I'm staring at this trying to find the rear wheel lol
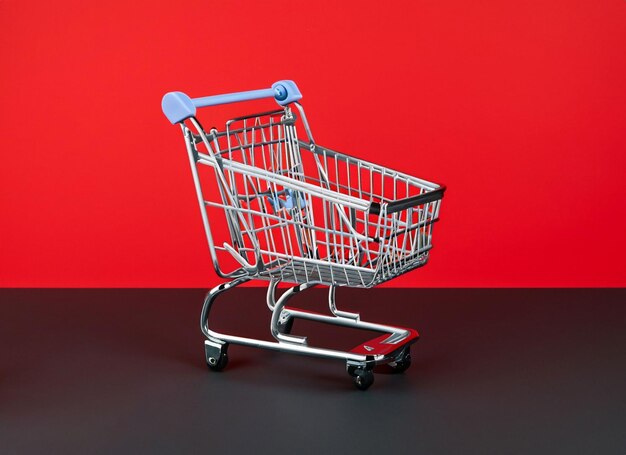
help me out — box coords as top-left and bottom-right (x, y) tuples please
(389, 348), (411, 373)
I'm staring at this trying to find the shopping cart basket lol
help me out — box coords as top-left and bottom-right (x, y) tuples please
(162, 80), (445, 390)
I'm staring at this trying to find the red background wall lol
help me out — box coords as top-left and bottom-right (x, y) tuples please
(1, 0), (625, 287)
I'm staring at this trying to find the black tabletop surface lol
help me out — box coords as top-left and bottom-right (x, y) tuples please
(1, 288), (625, 454)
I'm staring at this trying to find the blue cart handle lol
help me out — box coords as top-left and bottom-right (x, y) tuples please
(162, 80), (302, 124)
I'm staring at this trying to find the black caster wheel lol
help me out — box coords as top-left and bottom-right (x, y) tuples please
(389, 349), (412, 373)
(352, 369), (375, 391)
(206, 351), (228, 372)
(277, 317), (294, 335)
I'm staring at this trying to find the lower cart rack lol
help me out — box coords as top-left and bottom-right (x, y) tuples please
(202, 279), (419, 390)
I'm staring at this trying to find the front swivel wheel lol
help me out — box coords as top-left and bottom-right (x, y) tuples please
(206, 351), (228, 371)
(351, 369), (375, 391)
(205, 341), (229, 372)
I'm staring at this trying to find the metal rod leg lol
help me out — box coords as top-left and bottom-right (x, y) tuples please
(266, 278), (279, 311)
(269, 282), (317, 345)
(328, 285), (360, 321)
(201, 277), (251, 342)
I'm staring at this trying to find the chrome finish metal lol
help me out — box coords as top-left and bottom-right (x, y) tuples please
(328, 285), (360, 321)
(281, 307), (410, 343)
(266, 278), (279, 311)
(178, 103), (443, 287)
(200, 278), (413, 367)
(200, 279), (381, 364)
(201, 277), (251, 342)
(269, 283), (314, 345)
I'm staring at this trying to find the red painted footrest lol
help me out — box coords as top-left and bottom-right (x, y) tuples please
(349, 328), (419, 357)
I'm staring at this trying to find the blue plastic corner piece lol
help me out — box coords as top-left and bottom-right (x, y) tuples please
(266, 189), (307, 213)
(162, 91), (197, 124)
(284, 189), (307, 209)
(271, 80), (302, 106)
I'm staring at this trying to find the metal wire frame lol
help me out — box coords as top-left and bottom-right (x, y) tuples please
(180, 103), (443, 288)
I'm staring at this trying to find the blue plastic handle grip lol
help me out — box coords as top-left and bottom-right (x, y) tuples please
(162, 80), (302, 124)
(193, 88), (274, 108)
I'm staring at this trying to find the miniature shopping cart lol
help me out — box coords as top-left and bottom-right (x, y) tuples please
(162, 80), (445, 390)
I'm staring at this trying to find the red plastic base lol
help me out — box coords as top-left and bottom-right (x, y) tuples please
(349, 328), (419, 357)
